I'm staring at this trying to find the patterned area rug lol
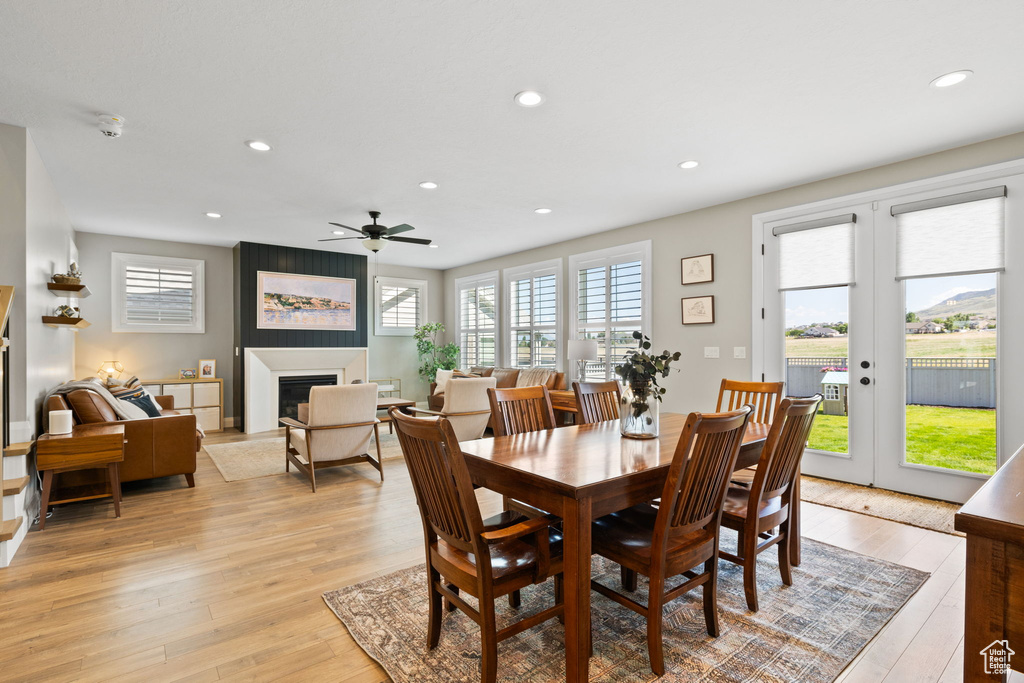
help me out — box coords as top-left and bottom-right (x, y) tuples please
(800, 476), (963, 536)
(323, 537), (928, 682)
(205, 432), (405, 482)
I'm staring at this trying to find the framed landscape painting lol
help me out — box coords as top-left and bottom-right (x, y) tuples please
(257, 271), (357, 330)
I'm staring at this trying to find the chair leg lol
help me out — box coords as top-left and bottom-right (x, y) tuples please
(702, 557), (721, 637)
(646, 575), (666, 676)
(778, 520), (794, 587)
(373, 423), (384, 482)
(308, 460), (317, 493)
(554, 575), (564, 624)
(184, 472), (195, 488)
(427, 569), (442, 650)
(509, 589), (521, 609)
(621, 565), (637, 592)
(480, 596), (499, 683)
(445, 584), (459, 612)
(742, 528), (759, 612)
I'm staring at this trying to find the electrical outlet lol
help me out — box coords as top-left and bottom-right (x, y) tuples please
(704, 346), (720, 359)
(733, 346), (746, 359)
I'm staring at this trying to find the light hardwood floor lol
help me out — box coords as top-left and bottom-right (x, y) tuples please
(0, 428), (1004, 682)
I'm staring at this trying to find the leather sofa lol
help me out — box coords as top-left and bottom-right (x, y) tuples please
(428, 366), (566, 412)
(45, 388), (200, 489)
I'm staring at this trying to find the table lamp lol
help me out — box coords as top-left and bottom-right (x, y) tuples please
(567, 339), (599, 383)
(97, 360), (124, 380)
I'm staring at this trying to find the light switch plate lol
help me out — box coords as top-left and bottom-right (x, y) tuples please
(704, 346), (720, 359)
(733, 346), (746, 359)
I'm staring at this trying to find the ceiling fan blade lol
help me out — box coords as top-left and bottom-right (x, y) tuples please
(328, 222), (366, 235)
(317, 236), (363, 242)
(387, 235), (432, 245)
(387, 223), (415, 235)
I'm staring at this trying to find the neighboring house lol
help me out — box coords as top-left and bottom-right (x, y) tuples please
(801, 326), (840, 338)
(906, 321), (944, 334)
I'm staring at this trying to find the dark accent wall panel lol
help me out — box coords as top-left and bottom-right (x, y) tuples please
(234, 241), (368, 430)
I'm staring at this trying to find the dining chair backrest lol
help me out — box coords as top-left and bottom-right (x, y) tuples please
(716, 379), (784, 424)
(572, 380), (621, 424)
(657, 407), (752, 538)
(390, 408), (484, 556)
(487, 385), (556, 436)
(750, 395), (822, 503)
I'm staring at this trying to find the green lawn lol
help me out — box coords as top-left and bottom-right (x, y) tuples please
(786, 330), (996, 358)
(807, 405), (996, 475)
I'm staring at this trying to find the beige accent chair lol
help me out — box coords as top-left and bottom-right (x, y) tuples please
(409, 377), (496, 442)
(280, 383), (383, 491)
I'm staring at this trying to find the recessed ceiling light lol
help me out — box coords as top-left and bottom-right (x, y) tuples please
(332, 230), (346, 236)
(419, 181), (438, 189)
(205, 212), (222, 219)
(245, 140), (272, 151)
(930, 70), (973, 88)
(515, 91), (545, 107)
(678, 160), (699, 169)
(534, 208), (552, 214)
(429, 244), (439, 249)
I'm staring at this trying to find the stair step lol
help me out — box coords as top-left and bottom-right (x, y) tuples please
(0, 516), (24, 542)
(3, 476), (30, 496)
(3, 442), (33, 458)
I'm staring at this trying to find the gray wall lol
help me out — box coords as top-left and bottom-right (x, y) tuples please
(444, 131), (1024, 416)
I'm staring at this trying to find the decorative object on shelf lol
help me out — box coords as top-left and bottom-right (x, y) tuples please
(199, 359), (216, 379)
(413, 322), (459, 382)
(681, 253), (714, 285)
(179, 368), (197, 380)
(51, 262), (83, 285)
(682, 295), (715, 325)
(54, 304), (80, 318)
(97, 360), (125, 381)
(257, 271), (356, 331)
(614, 331), (680, 439)
(567, 339), (599, 383)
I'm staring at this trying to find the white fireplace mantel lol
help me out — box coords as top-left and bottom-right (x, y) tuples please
(244, 347), (369, 433)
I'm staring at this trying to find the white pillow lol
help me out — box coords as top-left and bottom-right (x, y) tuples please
(434, 369), (455, 395)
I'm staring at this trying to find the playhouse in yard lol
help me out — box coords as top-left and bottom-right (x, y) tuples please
(821, 370), (849, 415)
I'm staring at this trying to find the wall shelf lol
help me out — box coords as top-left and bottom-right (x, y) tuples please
(41, 316), (91, 329)
(47, 282), (92, 298)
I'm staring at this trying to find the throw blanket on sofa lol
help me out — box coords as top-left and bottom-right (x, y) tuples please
(42, 379), (206, 437)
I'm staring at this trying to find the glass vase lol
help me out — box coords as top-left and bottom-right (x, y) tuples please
(620, 380), (660, 439)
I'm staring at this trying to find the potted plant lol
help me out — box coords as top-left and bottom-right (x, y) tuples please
(615, 331), (681, 439)
(414, 322), (460, 383)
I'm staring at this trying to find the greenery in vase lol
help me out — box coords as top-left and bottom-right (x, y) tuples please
(414, 322), (460, 382)
(615, 331), (681, 424)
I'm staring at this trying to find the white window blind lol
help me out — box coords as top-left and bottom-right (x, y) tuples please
(569, 241), (650, 380)
(774, 214), (856, 291)
(893, 187), (1006, 280)
(112, 253), (205, 333)
(456, 272), (497, 368)
(375, 277), (427, 335)
(506, 260), (559, 369)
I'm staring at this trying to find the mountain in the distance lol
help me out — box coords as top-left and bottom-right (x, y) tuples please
(914, 288), (995, 320)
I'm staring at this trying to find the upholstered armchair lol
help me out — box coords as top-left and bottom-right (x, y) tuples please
(408, 376), (496, 442)
(280, 383), (383, 491)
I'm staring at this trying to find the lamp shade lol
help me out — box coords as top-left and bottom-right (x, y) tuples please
(567, 339), (599, 361)
(362, 238), (386, 253)
(97, 360), (124, 377)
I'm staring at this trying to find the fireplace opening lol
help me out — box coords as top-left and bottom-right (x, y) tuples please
(278, 374), (338, 421)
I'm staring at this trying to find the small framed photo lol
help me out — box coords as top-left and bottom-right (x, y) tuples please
(682, 295), (715, 325)
(199, 359), (216, 379)
(179, 368), (197, 380)
(681, 253), (714, 285)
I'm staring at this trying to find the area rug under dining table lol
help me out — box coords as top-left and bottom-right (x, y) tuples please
(324, 536), (927, 682)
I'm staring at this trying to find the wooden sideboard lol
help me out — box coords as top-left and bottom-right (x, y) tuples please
(955, 443), (1024, 681)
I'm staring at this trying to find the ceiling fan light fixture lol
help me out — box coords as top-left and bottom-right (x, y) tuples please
(418, 181), (438, 189)
(514, 90), (545, 107)
(363, 238), (386, 253)
(245, 140), (272, 151)
(930, 70), (973, 88)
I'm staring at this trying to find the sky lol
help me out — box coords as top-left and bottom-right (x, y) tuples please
(784, 273), (996, 327)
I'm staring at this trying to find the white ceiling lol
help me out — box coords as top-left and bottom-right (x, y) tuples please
(1, 1), (1023, 269)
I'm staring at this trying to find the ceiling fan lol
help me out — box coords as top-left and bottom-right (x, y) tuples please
(319, 210), (432, 253)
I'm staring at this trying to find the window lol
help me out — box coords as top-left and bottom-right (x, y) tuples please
(112, 252), (205, 333)
(374, 276), (427, 335)
(504, 259), (561, 369)
(824, 384), (840, 401)
(569, 241), (651, 380)
(455, 271), (498, 368)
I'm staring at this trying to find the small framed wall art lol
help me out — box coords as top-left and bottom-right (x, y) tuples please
(199, 359), (216, 379)
(179, 368), (198, 380)
(681, 253), (714, 285)
(681, 295), (715, 325)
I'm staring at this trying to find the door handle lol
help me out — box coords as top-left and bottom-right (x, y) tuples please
(860, 377), (871, 385)
(860, 360), (870, 369)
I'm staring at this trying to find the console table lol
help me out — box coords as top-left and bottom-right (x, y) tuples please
(36, 424), (126, 529)
(955, 442), (1024, 681)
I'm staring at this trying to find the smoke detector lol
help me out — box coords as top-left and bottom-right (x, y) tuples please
(98, 115), (125, 138)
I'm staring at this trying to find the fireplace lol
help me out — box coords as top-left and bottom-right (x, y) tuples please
(278, 375), (338, 421)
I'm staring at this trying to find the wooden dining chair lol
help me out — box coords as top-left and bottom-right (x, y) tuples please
(716, 379), (785, 424)
(572, 380), (621, 424)
(486, 385), (557, 436)
(590, 406), (752, 675)
(389, 408), (564, 683)
(719, 395), (821, 612)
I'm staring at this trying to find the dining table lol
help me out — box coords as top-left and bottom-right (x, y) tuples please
(459, 412), (782, 682)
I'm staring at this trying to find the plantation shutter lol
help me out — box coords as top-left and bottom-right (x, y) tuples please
(113, 253), (205, 333)
(375, 277), (426, 334)
(507, 264), (558, 368)
(456, 273), (497, 367)
(774, 214), (856, 291)
(892, 187), (1006, 279)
